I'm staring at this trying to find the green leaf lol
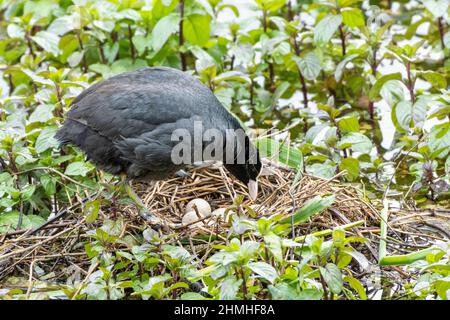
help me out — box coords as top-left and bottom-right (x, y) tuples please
(339, 157), (360, 181)
(344, 276), (367, 299)
(85, 200), (100, 223)
(369, 73), (402, 101)
(335, 54), (359, 82)
(247, 262), (279, 284)
(27, 215), (46, 229)
(264, 233), (283, 263)
(255, 0), (287, 12)
(419, 71), (447, 89)
(392, 101), (413, 132)
(181, 292), (206, 300)
(40, 175), (56, 196)
(341, 8), (365, 28)
(297, 52), (321, 81)
(314, 15), (343, 46)
(0, 212), (25, 232)
(219, 276), (242, 300)
(35, 126), (59, 153)
(306, 162), (336, 179)
(380, 80), (407, 106)
(444, 31), (450, 49)
(337, 116), (360, 133)
(31, 31), (61, 56)
(338, 133), (372, 154)
(183, 14), (211, 46)
(429, 122), (450, 159)
(29, 104), (55, 123)
(256, 137), (303, 168)
(319, 263), (343, 294)
(64, 161), (93, 177)
(150, 13), (180, 53)
(21, 185), (36, 201)
(282, 195), (335, 225)
(423, 0), (448, 18)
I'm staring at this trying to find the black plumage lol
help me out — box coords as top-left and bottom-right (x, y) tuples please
(55, 67), (261, 200)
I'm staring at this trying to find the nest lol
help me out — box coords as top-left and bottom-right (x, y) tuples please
(1, 159), (449, 296)
(130, 161), (380, 237)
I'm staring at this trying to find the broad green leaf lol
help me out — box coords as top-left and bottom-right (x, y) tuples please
(419, 71), (447, 89)
(85, 200), (101, 223)
(337, 116), (360, 133)
(341, 8), (365, 28)
(0, 212), (32, 232)
(247, 262), (279, 284)
(35, 126), (59, 153)
(297, 52), (321, 81)
(31, 31), (61, 56)
(335, 54), (359, 81)
(444, 31), (450, 49)
(338, 133), (372, 154)
(314, 15), (343, 46)
(256, 137), (303, 168)
(282, 195), (335, 225)
(320, 263), (343, 294)
(339, 157), (360, 180)
(429, 122), (450, 159)
(183, 14), (211, 46)
(423, 0), (448, 18)
(338, 0), (363, 6)
(219, 276), (242, 300)
(392, 101), (413, 132)
(306, 162), (336, 179)
(264, 233), (283, 263)
(255, 0), (287, 12)
(40, 175), (56, 196)
(64, 161), (94, 177)
(380, 80), (407, 107)
(369, 73), (402, 101)
(29, 104), (55, 123)
(344, 276), (367, 299)
(150, 13), (180, 52)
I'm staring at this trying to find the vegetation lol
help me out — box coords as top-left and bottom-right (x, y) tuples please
(0, 0), (449, 300)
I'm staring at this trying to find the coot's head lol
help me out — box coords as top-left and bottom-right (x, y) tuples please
(224, 136), (262, 200)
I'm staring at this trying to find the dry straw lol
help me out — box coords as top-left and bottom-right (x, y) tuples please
(0, 159), (448, 292)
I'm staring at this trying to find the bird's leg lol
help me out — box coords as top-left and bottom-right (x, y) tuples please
(120, 174), (161, 226)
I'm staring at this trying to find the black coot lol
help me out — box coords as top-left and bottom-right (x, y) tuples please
(56, 67), (261, 220)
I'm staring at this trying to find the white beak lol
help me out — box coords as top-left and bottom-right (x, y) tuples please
(248, 179), (258, 201)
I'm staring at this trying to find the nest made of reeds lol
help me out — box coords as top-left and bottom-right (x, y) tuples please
(1, 159), (449, 291)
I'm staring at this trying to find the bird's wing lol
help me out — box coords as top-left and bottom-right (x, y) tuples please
(66, 67), (220, 141)
(114, 117), (198, 179)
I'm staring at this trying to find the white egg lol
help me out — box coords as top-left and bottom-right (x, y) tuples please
(185, 198), (211, 217)
(182, 211), (203, 228)
(211, 207), (227, 218)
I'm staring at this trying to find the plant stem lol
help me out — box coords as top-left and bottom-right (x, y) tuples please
(287, 0), (294, 21)
(249, 79), (254, 106)
(127, 24), (136, 62)
(318, 258), (329, 300)
(76, 32), (87, 72)
(437, 17), (445, 50)
(98, 41), (106, 64)
(292, 36), (309, 108)
(179, 0), (187, 71)
(237, 266), (248, 299)
(338, 24), (346, 56)
(262, 10), (275, 92)
(368, 45), (378, 121)
(406, 61), (415, 103)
